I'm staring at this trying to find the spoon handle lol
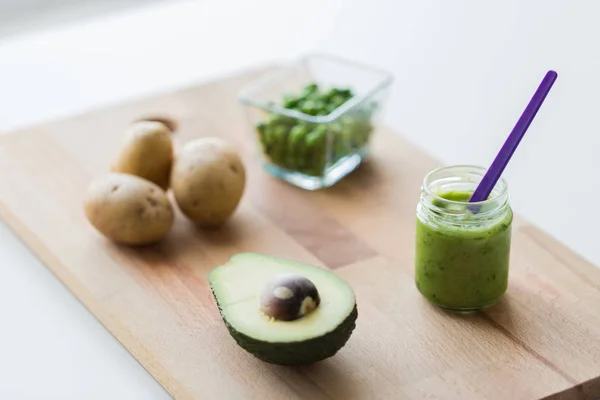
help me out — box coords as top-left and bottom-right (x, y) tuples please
(469, 70), (558, 203)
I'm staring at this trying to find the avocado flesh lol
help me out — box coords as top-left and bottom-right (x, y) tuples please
(209, 252), (357, 366)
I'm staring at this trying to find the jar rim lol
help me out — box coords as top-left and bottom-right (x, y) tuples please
(422, 164), (508, 207)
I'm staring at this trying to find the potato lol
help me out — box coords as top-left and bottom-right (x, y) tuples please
(84, 173), (174, 245)
(111, 121), (173, 190)
(135, 116), (178, 133)
(171, 137), (245, 227)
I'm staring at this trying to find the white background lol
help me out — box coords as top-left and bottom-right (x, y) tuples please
(0, 0), (598, 398)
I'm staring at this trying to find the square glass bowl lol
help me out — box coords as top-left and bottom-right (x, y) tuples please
(238, 53), (393, 190)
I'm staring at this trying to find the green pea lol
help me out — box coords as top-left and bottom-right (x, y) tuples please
(301, 100), (321, 116)
(325, 103), (337, 114)
(305, 131), (324, 156)
(256, 121), (267, 142)
(257, 121), (267, 133)
(256, 122), (269, 152)
(325, 123), (339, 160)
(333, 87), (353, 99)
(302, 82), (319, 96)
(317, 123), (328, 133)
(321, 87), (334, 101)
(330, 94), (347, 109)
(269, 125), (288, 166)
(310, 150), (327, 176)
(288, 124), (308, 169)
(267, 113), (293, 127)
(304, 126), (328, 175)
(283, 94), (299, 109)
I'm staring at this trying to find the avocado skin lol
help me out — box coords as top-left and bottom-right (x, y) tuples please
(212, 289), (358, 366)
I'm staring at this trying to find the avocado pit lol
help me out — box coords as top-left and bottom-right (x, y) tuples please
(259, 273), (320, 321)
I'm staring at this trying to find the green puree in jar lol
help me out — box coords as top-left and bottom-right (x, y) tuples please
(415, 191), (513, 310)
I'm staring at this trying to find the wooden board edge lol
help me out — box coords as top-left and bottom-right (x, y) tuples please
(521, 225), (600, 290)
(0, 202), (192, 400)
(541, 375), (600, 400)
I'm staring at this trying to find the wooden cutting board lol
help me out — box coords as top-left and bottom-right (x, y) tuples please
(1, 67), (599, 400)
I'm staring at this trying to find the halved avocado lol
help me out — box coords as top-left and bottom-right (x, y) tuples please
(209, 252), (358, 366)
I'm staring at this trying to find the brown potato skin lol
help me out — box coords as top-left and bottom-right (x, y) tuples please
(111, 121), (173, 190)
(171, 137), (245, 228)
(84, 173), (174, 245)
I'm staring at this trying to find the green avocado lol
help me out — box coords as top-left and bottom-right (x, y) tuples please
(209, 252), (358, 366)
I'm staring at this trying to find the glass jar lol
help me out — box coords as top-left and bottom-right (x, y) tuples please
(238, 53), (393, 190)
(415, 165), (513, 311)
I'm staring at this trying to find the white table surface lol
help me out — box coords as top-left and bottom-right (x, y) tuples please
(1, 0), (599, 398)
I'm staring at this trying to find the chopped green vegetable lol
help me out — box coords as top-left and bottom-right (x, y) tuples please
(256, 82), (376, 176)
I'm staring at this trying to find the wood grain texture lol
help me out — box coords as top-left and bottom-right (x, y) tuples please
(1, 67), (600, 400)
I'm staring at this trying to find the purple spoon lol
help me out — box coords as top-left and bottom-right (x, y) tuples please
(469, 70), (558, 204)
